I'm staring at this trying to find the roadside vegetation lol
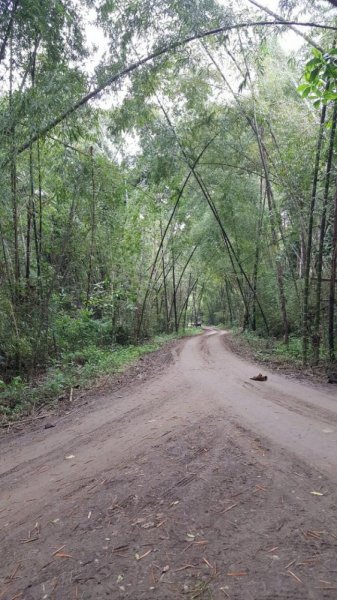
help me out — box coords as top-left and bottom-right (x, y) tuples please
(0, 326), (201, 422)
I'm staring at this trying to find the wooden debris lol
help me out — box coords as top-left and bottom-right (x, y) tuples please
(305, 530), (322, 539)
(296, 556), (318, 566)
(4, 564), (21, 583)
(112, 545), (129, 554)
(315, 585), (337, 590)
(135, 549), (152, 561)
(50, 577), (59, 594)
(220, 503), (238, 514)
(287, 570), (302, 584)
(173, 564), (198, 572)
(0, 586), (10, 600)
(52, 545), (65, 556)
(156, 520), (166, 528)
(284, 559), (296, 570)
(20, 521), (40, 544)
(182, 539), (208, 553)
(203, 557), (214, 569)
(250, 373), (268, 381)
(54, 552), (74, 559)
(227, 572), (247, 577)
(254, 484), (267, 493)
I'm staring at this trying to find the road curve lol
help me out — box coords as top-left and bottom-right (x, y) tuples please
(1, 329), (337, 521)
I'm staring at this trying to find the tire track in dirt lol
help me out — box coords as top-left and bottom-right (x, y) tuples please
(241, 379), (337, 426)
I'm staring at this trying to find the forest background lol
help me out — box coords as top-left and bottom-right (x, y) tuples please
(1, 0), (337, 417)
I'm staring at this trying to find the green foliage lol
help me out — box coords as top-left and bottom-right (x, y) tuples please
(298, 48), (337, 107)
(54, 310), (113, 352)
(1, 0), (337, 405)
(0, 330), (197, 420)
(236, 330), (303, 364)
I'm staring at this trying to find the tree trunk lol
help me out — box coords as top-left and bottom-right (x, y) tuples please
(136, 137), (215, 339)
(314, 102), (337, 364)
(25, 144), (34, 286)
(86, 146), (96, 306)
(303, 101), (327, 363)
(160, 220), (169, 332)
(255, 127), (289, 343)
(9, 33), (20, 299)
(252, 176), (265, 331)
(225, 278), (233, 326)
(172, 248), (178, 333)
(328, 181), (337, 361)
(0, 0), (19, 63)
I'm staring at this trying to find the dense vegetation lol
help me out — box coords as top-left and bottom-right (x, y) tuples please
(1, 0), (337, 410)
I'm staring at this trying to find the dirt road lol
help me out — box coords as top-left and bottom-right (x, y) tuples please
(1, 329), (337, 599)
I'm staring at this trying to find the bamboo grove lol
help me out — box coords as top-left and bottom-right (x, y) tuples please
(1, 0), (337, 390)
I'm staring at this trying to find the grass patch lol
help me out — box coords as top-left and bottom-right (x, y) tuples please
(231, 328), (304, 364)
(0, 328), (201, 422)
(230, 328), (333, 367)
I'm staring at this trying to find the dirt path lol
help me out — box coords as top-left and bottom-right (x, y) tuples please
(1, 329), (337, 599)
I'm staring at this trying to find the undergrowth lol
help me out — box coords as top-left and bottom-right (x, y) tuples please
(231, 328), (330, 366)
(0, 328), (200, 422)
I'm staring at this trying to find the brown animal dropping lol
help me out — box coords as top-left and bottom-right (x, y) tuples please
(250, 373), (268, 382)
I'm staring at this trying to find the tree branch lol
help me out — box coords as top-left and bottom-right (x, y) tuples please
(246, 0), (325, 49)
(7, 18), (332, 162)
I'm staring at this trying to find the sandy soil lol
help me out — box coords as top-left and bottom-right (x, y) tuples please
(1, 329), (337, 600)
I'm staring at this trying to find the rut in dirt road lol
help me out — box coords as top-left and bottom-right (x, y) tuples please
(1, 330), (337, 599)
